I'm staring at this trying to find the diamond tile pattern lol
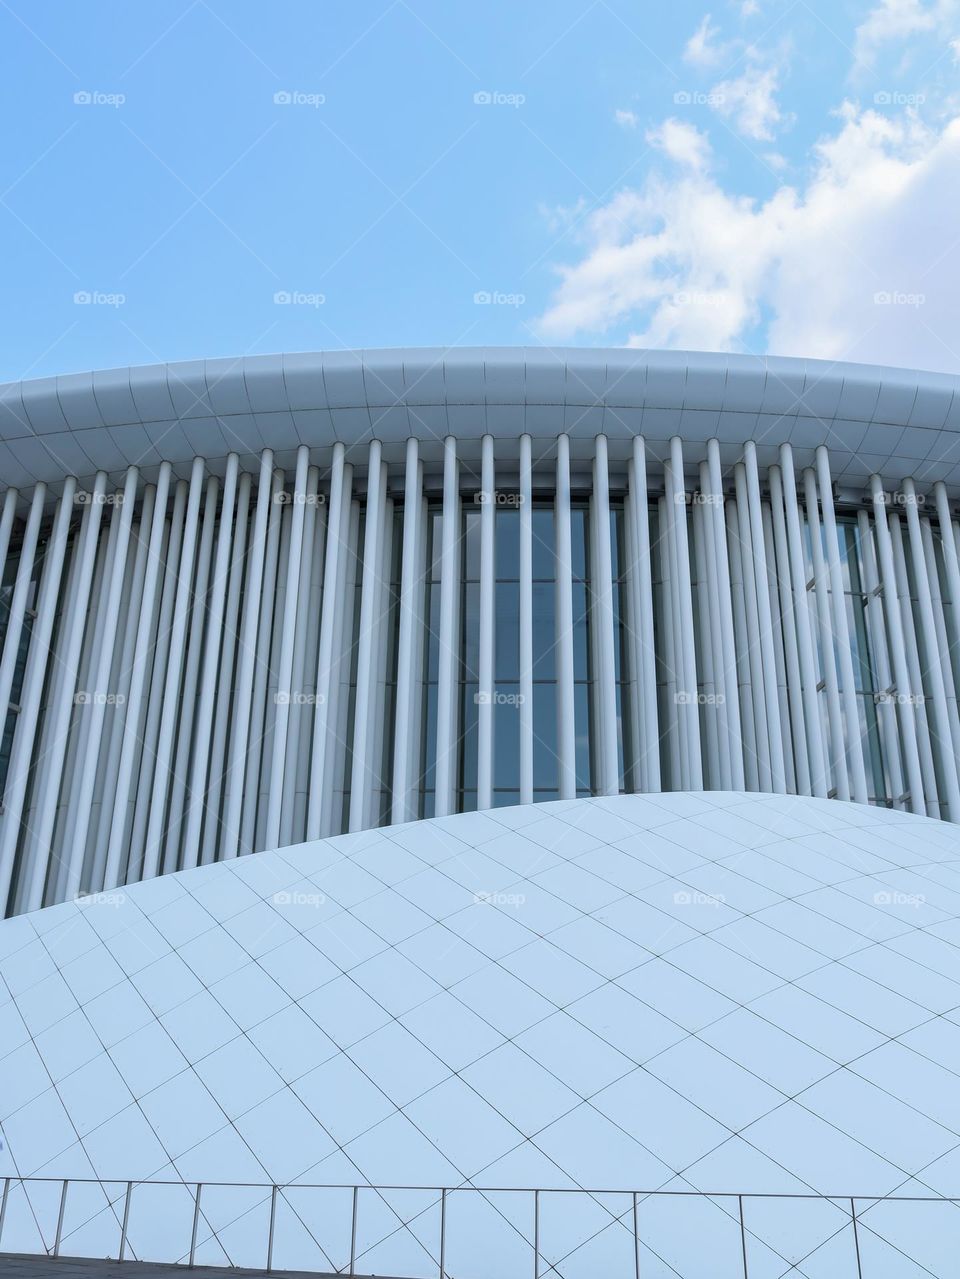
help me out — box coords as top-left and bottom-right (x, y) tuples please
(3, 793), (960, 1272)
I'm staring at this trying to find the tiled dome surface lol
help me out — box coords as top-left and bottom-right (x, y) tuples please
(2, 791), (960, 1275)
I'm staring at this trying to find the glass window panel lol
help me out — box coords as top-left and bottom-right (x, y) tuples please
(533, 682), (557, 791)
(493, 686), (521, 791)
(532, 581), (556, 682)
(463, 510), (481, 582)
(429, 511), (443, 582)
(532, 508), (556, 582)
(574, 682), (592, 792)
(495, 509), (520, 581)
(572, 582), (590, 682)
(495, 581), (520, 682)
(571, 508), (588, 581)
(463, 581), (481, 683)
(461, 683), (479, 789)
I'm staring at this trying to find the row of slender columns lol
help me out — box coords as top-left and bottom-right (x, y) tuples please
(6, 438), (960, 915)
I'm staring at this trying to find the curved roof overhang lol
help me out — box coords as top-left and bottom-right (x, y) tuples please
(2, 347), (960, 500)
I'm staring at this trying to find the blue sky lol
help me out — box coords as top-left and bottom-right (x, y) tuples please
(3, 0), (960, 380)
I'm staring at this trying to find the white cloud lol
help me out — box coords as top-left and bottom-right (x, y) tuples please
(646, 118), (712, 169)
(712, 62), (782, 140)
(615, 108), (639, 128)
(538, 106), (960, 371)
(853, 0), (958, 70)
(683, 15), (730, 68)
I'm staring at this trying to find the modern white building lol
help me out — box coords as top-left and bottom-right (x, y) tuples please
(2, 348), (960, 1275)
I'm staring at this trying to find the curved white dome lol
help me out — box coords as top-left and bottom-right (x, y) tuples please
(2, 791), (960, 1274)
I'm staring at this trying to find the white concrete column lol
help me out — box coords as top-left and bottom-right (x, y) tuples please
(744, 442), (786, 793)
(477, 434), (495, 811)
(669, 437), (702, 789)
(94, 480), (159, 889)
(519, 434), (534, 805)
(804, 466), (848, 801)
(161, 473), (219, 877)
(902, 476), (960, 820)
(726, 490), (758, 790)
(1, 479), (76, 914)
(691, 486), (720, 788)
(889, 506), (940, 816)
(815, 447), (869, 804)
(734, 463), (772, 792)
(201, 470), (252, 865)
(706, 440), (744, 790)
(767, 465), (810, 795)
(629, 437), (660, 792)
(0, 483), (45, 732)
(778, 444), (827, 797)
(856, 506), (904, 808)
(103, 470), (171, 890)
(434, 436), (461, 817)
(349, 441), (387, 832)
(221, 451), (273, 858)
(593, 435), (620, 796)
(555, 435), (577, 799)
(307, 445), (349, 840)
(934, 483), (960, 717)
(28, 471), (108, 896)
(182, 453), (239, 867)
(127, 479), (188, 878)
(265, 444), (310, 848)
(0, 488), (17, 591)
(391, 438), (423, 824)
(63, 465), (139, 898)
(142, 458), (205, 879)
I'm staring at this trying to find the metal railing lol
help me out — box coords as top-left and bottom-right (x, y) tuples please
(1, 1175), (957, 1277)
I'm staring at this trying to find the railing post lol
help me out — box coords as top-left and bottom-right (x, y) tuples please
(0, 1177), (9, 1249)
(189, 1183), (202, 1268)
(266, 1185), (277, 1272)
(350, 1185), (358, 1276)
(633, 1191), (640, 1279)
(533, 1189), (540, 1279)
(53, 1179), (68, 1257)
(119, 1181), (132, 1261)
(439, 1188), (447, 1279)
(851, 1198), (863, 1279)
(739, 1194), (748, 1278)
